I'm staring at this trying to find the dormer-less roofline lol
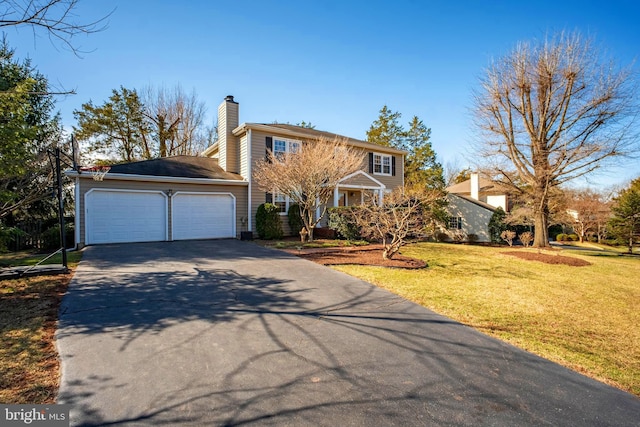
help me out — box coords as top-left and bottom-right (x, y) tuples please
(232, 123), (407, 155)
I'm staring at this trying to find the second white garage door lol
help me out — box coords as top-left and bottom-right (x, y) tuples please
(172, 192), (235, 240)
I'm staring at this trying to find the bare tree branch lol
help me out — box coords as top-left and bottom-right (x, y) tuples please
(0, 0), (111, 55)
(473, 31), (638, 247)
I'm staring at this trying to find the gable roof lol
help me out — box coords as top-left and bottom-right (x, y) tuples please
(447, 177), (504, 194)
(98, 156), (244, 180)
(232, 123), (406, 155)
(447, 193), (498, 212)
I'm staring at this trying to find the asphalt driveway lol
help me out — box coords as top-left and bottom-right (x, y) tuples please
(57, 240), (640, 426)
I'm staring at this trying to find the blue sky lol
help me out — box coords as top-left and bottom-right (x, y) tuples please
(5, 0), (640, 188)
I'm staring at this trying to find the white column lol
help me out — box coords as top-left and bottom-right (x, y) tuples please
(333, 186), (339, 207)
(378, 189), (384, 205)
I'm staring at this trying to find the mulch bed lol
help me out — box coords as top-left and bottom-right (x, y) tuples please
(502, 251), (591, 266)
(286, 245), (427, 269)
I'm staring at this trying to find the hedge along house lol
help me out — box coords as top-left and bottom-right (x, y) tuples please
(68, 96), (405, 246)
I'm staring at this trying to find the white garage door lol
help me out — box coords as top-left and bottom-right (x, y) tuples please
(85, 190), (167, 244)
(172, 192), (235, 240)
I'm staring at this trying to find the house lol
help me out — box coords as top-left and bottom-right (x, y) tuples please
(445, 173), (509, 242)
(68, 95), (405, 246)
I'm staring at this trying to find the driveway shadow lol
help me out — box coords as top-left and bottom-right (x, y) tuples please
(57, 240), (640, 426)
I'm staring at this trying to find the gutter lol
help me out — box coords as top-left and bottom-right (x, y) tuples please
(65, 171), (248, 186)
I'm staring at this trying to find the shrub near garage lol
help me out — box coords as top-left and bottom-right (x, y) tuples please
(255, 203), (283, 240)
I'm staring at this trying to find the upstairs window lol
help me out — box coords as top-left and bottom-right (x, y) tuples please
(373, 153), (392, 175)
(273, 137), (301, 159)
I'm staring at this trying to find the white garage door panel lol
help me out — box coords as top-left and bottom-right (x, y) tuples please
(86, 190), (167, 244)
(172, 193), (234, 240)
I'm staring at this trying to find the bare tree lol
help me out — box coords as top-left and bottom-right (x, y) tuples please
(353, 187), (445, 260)
(142, 85), (207, 157)
(473, 32), (638, 247)
(253, 137), (363, 241)
(0, 0), (110, 54)
(567, 188), (612, 243)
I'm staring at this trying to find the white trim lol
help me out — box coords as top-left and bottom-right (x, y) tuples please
(74, 177), (80, 248)
(170, 191), (236, 240)
(338, 170), (385, 188)
(84, 188), (169, 245)
(66, 170), (248, 186)
(247, 128), (252, 232)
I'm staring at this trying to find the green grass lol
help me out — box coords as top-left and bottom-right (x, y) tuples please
(333, 243), (640, 396)
(0, 250), (82, 268)
(0, 250), (82, 403)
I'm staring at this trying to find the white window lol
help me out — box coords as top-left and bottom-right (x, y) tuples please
(373, 153), (392, 175)
(274, 192), (288, 213)
(449, 216), (463, 230)
(273, 137), (301, 158)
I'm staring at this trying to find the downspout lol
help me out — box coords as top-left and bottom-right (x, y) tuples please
(247, 129), (252, 232)
(74, 177), (80, 249)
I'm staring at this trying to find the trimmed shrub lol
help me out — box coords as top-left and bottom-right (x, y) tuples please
(519, 231), (534, 248)
(501, 230), (516, 246)
(555, 233), (566, 242)
(568, 233), (579, 242)
(287, 204), (305, 236)
(328, 207), (361, 240)
(467, 233), (479, 243)
(488, 207), (508, 243)
(255, 203), (283, 240)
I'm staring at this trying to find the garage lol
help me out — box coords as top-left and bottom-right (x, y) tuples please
(85, 189), (168, 244)
(172, 192), (235, 240)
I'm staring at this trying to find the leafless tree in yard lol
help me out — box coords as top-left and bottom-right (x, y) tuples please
(0, 0), (110, 54)
(142, 85), (207, 157)
(353, 187), (447, 260)
(567, 188), (613, 243)
(473, 31), (638, 247)
(253, 137), (363, 241)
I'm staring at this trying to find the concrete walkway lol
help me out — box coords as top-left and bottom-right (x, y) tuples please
(56, 240), (640, 426)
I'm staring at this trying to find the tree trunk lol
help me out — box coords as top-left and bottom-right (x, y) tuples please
(533, 193), (550, 248)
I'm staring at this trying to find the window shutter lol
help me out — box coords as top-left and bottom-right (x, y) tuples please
(391, 156), (396, 176)
(265, 192), (272, 204)
(265, 137), (273, 162)
(368, 153), (374, 173)
(458, 217), (462, 230)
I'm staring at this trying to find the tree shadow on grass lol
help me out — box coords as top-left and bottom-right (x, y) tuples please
(56, 240), (640, 426)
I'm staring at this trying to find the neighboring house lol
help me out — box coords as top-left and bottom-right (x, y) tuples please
(445, 173), (509, 242)
(68, 95), (405, 246)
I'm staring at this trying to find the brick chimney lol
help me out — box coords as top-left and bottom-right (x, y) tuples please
(217, 95), (239, 173)
(470, 172), (480, 201)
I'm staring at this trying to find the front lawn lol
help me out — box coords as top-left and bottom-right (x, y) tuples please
(0, 250), (82, 403)
(333, 243), (640, 396)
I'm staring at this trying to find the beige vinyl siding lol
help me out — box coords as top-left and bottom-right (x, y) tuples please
(78, 177), (247, 246)
(247, 131), (404, 231)
(239, 134), (249, 179)
(248, 130), (273, 232)
(218, 101), (240, 173)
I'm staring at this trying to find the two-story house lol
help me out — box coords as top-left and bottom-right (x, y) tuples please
(69, 96), (405, 246)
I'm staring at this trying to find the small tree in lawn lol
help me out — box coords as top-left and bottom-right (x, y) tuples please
(253, 137), (363, 241)
(353, 187), (445, 260)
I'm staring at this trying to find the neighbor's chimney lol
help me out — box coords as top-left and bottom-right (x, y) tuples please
(470, 172), (479, 201)
(217, 95), (239, 173)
